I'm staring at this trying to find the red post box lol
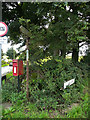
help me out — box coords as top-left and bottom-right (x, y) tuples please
(13, 59), (23, 76)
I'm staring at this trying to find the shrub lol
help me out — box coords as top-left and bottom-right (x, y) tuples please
(2, 56), (88, 111)
(28, 57), (88, 109)
(2, 81), (18, 102)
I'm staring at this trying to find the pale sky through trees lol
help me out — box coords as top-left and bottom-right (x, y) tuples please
(2, 37), (89, 56)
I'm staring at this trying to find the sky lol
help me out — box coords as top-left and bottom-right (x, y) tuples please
(0, 36), (24, 53)
(2, 41), (21, 53)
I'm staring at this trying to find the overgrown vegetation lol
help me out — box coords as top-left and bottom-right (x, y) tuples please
(66, 93), (89, 118)
(2, 56), (89, 118)
(28, 57), (88, 109)
(2, 2), (89, 119)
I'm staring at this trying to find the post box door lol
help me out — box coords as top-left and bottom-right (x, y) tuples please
(13, 66), (18, 76)
(13, 59), (18, 76)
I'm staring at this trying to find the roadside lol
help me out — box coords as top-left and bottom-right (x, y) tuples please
(1, 87), (88, 118)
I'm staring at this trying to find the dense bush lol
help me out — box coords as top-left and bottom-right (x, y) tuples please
(2, 57), (88, 111)
(2, 80), (18, 102)
(27, 57), (88, 109)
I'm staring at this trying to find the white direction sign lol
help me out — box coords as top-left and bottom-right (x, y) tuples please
(64, 78), (75, 89)
(0, 22), (8, 37)
(0, 36), (8, 44)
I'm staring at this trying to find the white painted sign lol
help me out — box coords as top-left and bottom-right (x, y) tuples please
(0, 22), (8, 37)
(14, 67), (16, 73)
(0, 36), (8, 44)
(26, 49), (29, 61)
(64, 78), (75, 89)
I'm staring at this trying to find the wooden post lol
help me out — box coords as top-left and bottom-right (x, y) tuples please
(26, 37), (29, 100)
(20, 26), (30, 100)
(18, 75), (20, 93)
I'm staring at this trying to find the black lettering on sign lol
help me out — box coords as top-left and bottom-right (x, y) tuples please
(0, 27), (5, 31)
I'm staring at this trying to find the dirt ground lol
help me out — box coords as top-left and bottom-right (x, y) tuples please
(2, 102), (12, 109)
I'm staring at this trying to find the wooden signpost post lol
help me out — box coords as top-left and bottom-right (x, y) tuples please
(20, 25), (30, 100)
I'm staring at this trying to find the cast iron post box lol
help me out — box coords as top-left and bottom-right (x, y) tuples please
(13, 59), (23, 76)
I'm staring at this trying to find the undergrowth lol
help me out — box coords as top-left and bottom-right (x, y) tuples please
(2, 56), (89, 118)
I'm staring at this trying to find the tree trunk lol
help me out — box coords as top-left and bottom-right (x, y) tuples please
(61, 48), (66, 58)
(72, 42), (79, 62)
(54, 49), (59, 56)
(61, 34), (67, 58)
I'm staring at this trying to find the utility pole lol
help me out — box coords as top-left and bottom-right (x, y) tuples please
(20, 26), (30, 100)
(0, 1), (2, 118)
(0, 1), (2, 22)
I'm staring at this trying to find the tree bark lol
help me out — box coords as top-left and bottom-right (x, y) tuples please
(61, 34), (67, 58)
(72, 42), (79, 63)
(61, 49), (66, 58)
(54, 49), (59, 56)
